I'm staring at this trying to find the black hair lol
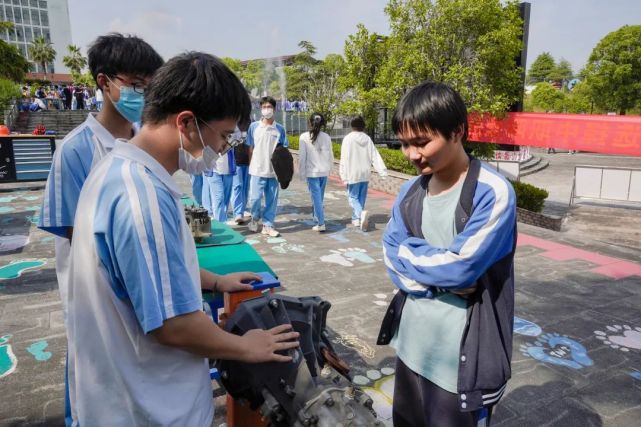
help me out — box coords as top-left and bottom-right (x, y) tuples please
(308, 112), (325, 143)
(350, 116), (365, 132)
(391, 80), (468, 143)
(260, 96), (277, 109)
(143, 51), (251, 125)
(88, 33), (163, 87)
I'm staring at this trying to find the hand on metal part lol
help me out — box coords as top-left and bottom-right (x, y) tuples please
(241, 324), (300, 363)
(216, 272), (261, 293)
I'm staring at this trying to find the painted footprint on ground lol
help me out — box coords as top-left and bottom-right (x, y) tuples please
(594, 325), (641, 352)
(0, 206), (15, 214)
(266, 237), (305, 254)
(26, 340), (52, 361)
(320, 248), (376, 267)
(520, 333), (593, 370)
(513, 317), (542, 337)
(0, 235), (30, 253)
(630, 370), (641, 381)
(353, 367), (395, 426)
(0, 259), (46, 280)
(0, 335), (17, 379)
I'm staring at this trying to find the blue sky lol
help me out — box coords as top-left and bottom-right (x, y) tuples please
(68, 0), (641, 74)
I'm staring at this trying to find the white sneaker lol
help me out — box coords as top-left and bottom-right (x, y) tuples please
(243, 211), (252, 218)
(312, 224), (326, 232)
(352, 219), (360, 227)
(261, 225), (280, 237)
(225, 219), (237, 226)
(248, 220), (259, 232)
(360, 210), (369, 232)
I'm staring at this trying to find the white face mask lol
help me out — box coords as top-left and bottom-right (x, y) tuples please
(261, 107), (274, 119)
(177, 119), (220, 175)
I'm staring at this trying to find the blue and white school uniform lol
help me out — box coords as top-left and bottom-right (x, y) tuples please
(298, 131), (334, 226)
(67, 141), (213, 426)
(203, 151), (236, 222)
(189, 174), (203, 206)
(247, 120), (288, 227)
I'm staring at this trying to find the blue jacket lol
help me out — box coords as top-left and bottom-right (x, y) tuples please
(378, 158), (517, 412)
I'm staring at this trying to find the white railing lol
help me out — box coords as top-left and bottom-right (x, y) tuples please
(571, 165), (641, 205)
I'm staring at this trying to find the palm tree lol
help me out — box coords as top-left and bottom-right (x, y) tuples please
(63, 45), (87, 75)
(29, 36), (56, 79)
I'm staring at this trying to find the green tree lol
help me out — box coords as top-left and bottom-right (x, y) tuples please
(564, 81), (593, 113)
(527, 52), (555, 84)
(0, 78), (21, 125)
(341, 24), (389, 132)
(304, 54), (347, 128)
(0, 21), (30, 82)
(530, 82), (565, 112)
(583, 25), (641, 115)
(29, 36), (56, 78)
(62, 45), (87, 75)
(547, 58), (573, 85)
(284, 40), (321, 101)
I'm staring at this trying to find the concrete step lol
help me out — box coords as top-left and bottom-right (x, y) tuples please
(520, 158), (549, 177)
(520, 156), (542, 172)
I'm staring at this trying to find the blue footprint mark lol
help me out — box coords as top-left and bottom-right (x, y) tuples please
(0, 335), (17, 378)
(0, 196), (18, 203)
(26, 340), (52, 362)
(26, 215), (39, 225)
(21, 196), (40, 201)
(328, 229), (350, 243)
(0, 217), (15, 225)
(0, 206), (15, 214)
(630, 371), (641, 381)
(514, 317), (542, 337)
(0, 260), (46, 280)
(520, 333), (593, 370)
(24, 205), (41, 212)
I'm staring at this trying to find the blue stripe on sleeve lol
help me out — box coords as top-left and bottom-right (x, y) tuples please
(94, 158), (201, 334)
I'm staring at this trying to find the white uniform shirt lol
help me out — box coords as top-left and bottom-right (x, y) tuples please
(298, 131), (334, 179)
(38, 113), (118, 320)
(247, 120), (288, 178)
(67, 141), (213, 426)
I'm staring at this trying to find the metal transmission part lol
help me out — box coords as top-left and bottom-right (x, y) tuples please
(184, 206), (211, 242)
(216, 294), (382, 426)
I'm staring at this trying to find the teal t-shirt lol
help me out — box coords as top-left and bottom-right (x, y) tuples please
(390, 177), (468, 393)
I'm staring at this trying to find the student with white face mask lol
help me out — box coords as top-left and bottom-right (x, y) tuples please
(38, 33), (164, 427)
(66, 52), (300, 426)
(246, 96), (289, 237)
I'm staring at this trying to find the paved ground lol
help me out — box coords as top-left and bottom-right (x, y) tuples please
(0, 158), (640, 426)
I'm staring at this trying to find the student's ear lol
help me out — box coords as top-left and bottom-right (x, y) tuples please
(96, 73), (108, 92)
(175, 111), (196, 133)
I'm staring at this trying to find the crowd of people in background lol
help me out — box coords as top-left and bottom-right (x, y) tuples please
(193, 97), (388, 236)
(19, 83), (103, 112)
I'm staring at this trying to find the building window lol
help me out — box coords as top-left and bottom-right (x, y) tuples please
(38, 0), (45, 9)
(31, 7), (39, 25)
(22, 7), (31, 25)
(40, 9), (47, 26)
(4, 5), (13, 22)
(25, 26), (33, 41)
(12, 6), (21, 23)
(30, 0), (39, 8)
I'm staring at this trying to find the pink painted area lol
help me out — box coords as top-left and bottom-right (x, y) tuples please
(517, 233), (641, 279)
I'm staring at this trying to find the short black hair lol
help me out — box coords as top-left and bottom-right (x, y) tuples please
(143, 51), (251, 125)
(88, 33), (163, 86)
(392, 80), (468, 142)
(260, 96), (277, 109)
(350, 116), (365, 131)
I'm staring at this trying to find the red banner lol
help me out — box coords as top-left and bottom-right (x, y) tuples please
(468, 112), (641, 157)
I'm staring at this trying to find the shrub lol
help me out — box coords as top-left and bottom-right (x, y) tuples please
(511, 180), (548, 212)
(378, 147), (417, 176)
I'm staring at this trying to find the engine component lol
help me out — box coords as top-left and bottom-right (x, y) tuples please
(216, 294), (382, 426)
(184, 206), (211, 242)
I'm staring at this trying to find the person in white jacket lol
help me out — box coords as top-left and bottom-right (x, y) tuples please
(339, 116), (387, 231)
(299, 113), (334, 232)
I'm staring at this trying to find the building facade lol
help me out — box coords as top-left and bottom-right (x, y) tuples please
(0, 0), (73, 74)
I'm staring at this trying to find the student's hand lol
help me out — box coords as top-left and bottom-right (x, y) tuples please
(216, 272), (261, 293)
(240, 324), (300, 363)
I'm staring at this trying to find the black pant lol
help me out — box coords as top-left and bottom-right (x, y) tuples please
(392, 358), (492, 427)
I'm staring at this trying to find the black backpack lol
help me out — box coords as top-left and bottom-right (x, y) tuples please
(271, 145), (294, 189)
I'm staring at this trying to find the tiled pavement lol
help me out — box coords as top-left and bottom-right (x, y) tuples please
(0, 169), (640, 426)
